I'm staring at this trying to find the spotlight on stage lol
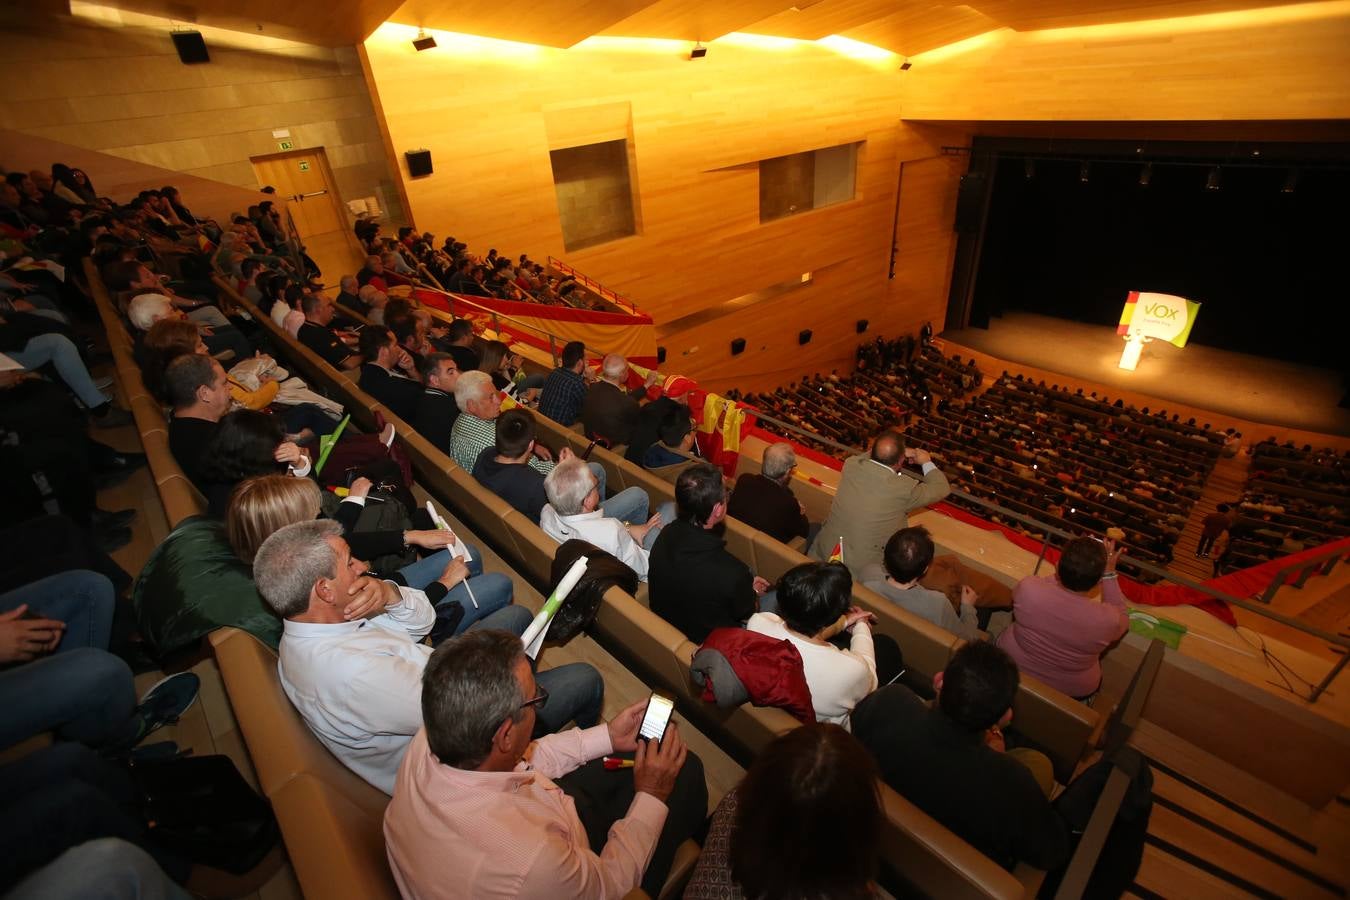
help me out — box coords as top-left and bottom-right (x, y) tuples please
(412, 29), (436, 51)
(1206, 167), (1222, 191)
(1079, 161), (1090, 184)
(1282, 168), (1299, 193)
(1138, 163), (1152, 187)
(690, 42), (707, 59)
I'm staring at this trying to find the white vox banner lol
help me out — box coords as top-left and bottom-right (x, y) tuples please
(1116, 291), (1201, 348)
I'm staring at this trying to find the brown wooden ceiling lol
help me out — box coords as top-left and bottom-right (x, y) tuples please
(82, 0), (1319, 55)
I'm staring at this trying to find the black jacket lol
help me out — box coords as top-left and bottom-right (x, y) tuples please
(359, 364), (421, 423)
(413, 387), (459, 453)
(852, 685), (1071, 871)
(471, 447), (548, 523)
(648, 519), (756, 643)
(727, 473), (809, 544)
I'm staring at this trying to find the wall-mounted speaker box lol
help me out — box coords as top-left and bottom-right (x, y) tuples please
(171, 31), (210, 64)
(798, 329), (813, 345)
(730, 338), (746, 356)
(406, 150), (434, 178)
(657, 346), (667, 364)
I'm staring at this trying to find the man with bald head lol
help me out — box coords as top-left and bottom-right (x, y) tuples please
(335, 274), (367, 316)
(581, 353), (658, 448)
(809, 429), (950, 577)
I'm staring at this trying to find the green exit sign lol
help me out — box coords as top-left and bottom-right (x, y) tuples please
(278, 140), (294, 151)
(298, 161), (311, 172)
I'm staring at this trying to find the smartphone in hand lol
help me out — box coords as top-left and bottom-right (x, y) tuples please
(637, 693), (675, 745)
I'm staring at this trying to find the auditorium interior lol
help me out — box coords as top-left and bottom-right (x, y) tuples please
(2, 0), (1350, 898)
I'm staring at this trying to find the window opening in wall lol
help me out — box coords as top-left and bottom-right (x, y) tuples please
(759, 142), (859, 223)
(549, 139), (639, 252)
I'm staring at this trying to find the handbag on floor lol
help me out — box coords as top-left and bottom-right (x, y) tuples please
(129, 754), (279, 874)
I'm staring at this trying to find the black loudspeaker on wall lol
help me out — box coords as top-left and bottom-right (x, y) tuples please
(171, 31), (210, 65)
(405, 150), (434, 178)
(954, 172), (987, 234)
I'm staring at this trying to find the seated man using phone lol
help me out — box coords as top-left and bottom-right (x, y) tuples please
(386, 631), (708, 900)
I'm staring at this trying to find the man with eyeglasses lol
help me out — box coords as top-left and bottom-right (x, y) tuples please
(386, 629), (707, 900)
(251, 519), (603, 796)
(412, 352), (461, 453)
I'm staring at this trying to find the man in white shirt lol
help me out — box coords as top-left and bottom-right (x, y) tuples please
(252, 519), (605, 794)
(539, 459), (671, 581)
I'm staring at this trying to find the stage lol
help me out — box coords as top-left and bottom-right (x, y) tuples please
(944, 312), (1350, 439)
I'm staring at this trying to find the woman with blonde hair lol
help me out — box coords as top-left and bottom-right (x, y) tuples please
(225, 475), (514, 632)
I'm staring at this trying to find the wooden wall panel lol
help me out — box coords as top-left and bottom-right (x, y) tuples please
(361, 27), (950, 386)
(3, 9), (403, 224)
(901, 3), (1350, 121)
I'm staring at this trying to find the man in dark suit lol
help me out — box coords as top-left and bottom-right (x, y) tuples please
(581, 353), (657, 448)
(727, 442), (811, 545)
(810, 430), (950, 577)
(413, 352), (460, 452)
(357, 326), (422, 422)
(649, 463), (771, 643)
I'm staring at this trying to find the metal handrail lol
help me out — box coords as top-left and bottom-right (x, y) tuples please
(418, 286), (637, 369)
(1260, 543), (1350, 604)
(740, 396), (1350, 701)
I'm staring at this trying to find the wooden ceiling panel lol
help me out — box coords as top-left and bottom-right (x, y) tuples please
(85, 0), (406, 46)
(740, 0), (908, 41)
(840, 3), (998, 56)
(386, 0), (660, 48)
(599, 0), (796, 41)
(969, 0), (1315, 31)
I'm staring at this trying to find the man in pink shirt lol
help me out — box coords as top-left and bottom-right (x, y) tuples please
(995, 536), (1128, 700)
(385, 630), (707, 899)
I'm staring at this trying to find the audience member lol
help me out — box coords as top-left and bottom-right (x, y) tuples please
(649, 464), (771, 642)
(471, 408), (550, 523)
(384, 629), (706, 898)
(684, 724), (881, 900)
(412, 351), (461, 452)
(296, 294), (360, 369)
(852, 642), (1069, 871)
(334, 274), (367, 316)
(194, 409), (308, 516)
(358, 325), (422, 422)
(537, 340), (588, 426)
(581, 353), (654, 447)
(861, 526), (981, 640)
(540, 458), (669, 581)
(726, 442), (811, 545)
(164, 353), (232, 488)
(747, 561), (902, 727)
(810, 430), (950, 576)
(253, 520), (603, 795)
(996, 536), (1128, 700)
(1196, 503), (1234, 559)
(441, 318), (480, 373)
(625, 375), (695, 467)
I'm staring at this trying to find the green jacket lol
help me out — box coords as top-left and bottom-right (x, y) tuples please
(132, 516), (281, 657)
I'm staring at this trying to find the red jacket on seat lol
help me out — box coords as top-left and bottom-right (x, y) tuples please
(691, 628), (814, 724)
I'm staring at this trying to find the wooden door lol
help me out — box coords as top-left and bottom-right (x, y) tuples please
(250, 148), (344, 239)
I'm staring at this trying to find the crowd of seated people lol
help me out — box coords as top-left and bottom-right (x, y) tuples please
(727, 333), (982, 458)
(351, 217), (626, 312)
(1222, 439), (1349, 569)
(0, 152), (1175, 897)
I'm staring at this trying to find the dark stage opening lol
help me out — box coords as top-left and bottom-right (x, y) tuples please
(961, 137), (1350, 372)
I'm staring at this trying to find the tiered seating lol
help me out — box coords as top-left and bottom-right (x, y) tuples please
(733, 337), (981, 458)
(213, 275), (1102, 898)
(907, 376), (1224, 580)
(1231, 442), (1350, 566)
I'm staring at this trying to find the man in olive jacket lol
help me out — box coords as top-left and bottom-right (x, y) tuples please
(810, 430), (950, 578)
